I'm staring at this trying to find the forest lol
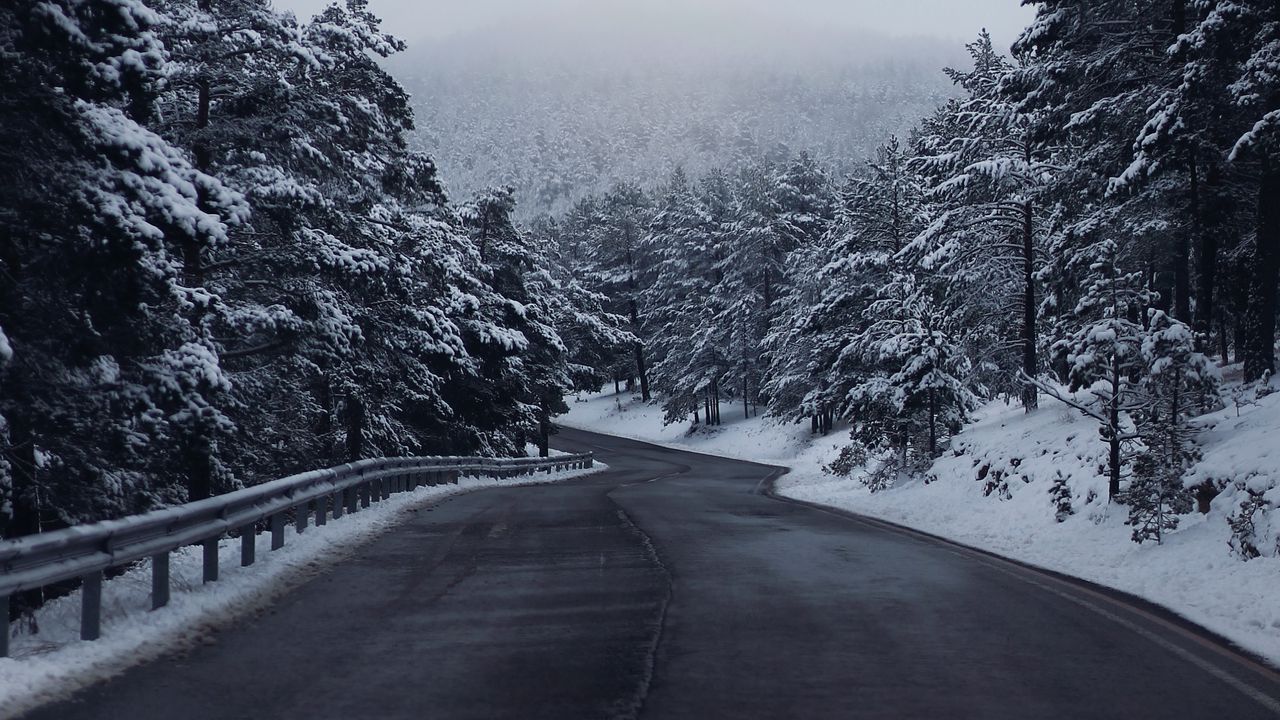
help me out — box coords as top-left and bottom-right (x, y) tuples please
(2, 0), (1279, 559)
(536, 7), (1280, 549)
(0, 0), (634, 539)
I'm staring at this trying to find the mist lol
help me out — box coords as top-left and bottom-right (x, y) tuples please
(275, 0), (1035, 51)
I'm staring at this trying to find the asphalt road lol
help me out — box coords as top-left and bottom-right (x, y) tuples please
(26, 427), (1280, 719)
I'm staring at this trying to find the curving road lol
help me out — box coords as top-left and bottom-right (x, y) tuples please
(26, 427), (1280, 719)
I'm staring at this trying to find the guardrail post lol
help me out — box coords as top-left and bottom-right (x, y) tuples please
(360, 483), (371, 508)
(81, 571), (103, 641)
(296, 503), (308, 534)
(271, 512), (286, 550)
(332, 491), (344, 519)
(203, 539), (219, 583)
(315, 496), (327, 526)
(379, 477), (390, 501)
(1, 595), (9, 657)
(152, 552), (170, 609)
(449, 470), (460, 485)
(241, 525), (256, 566)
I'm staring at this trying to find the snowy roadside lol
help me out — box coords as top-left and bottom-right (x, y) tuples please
(561, 389), (1280, 667)
(0, 460), (607, 718)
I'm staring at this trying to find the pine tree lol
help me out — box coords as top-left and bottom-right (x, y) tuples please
(912, 31), (1051, 411)
(1122, 310), (1219, 542)
(848, 271), (976, 468)
(1036, 240), (1152, 500)
(579, 183), (655, 400)
(528, 214), (637, 394)
(1198, 0), (1280, 382)
(0, 0), (246, 535)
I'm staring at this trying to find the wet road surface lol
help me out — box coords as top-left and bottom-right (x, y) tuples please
(26, 426), (1280, 719)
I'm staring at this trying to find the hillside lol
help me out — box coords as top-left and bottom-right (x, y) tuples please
(388, 4), (959, 217)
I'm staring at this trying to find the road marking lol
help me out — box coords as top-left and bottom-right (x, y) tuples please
(772, 492), (1280, 716)
(988, 561), (1280, 716)
(569, 428), (1280, 715)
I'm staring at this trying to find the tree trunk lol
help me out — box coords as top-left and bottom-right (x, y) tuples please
(1193, 158), (1221, 345)
(1173, 0), (1194, 326)
(1021, 198), (1039, 411)
(1244, 154), (1280, 382)
(628, 295), (650, 401)
(345, 395), (366, 462)
(928, 388), (938, 457)
(181, 69), (214, 500)
(313, 374), (335, 463)
(635, 344), (651, 402)
(625, 226), (651, 401)
(743, 376), (749, 420)
(1108, 356), (1122, 500)
(1219, 314), (1231, 365)
(538, 399), (550, 458)
(185, 436), (213, 501)
(1174, 175), (1193, 324)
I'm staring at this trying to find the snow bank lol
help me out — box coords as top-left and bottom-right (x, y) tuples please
(563, 388), (1280, 666)
(560, 389), (817, 465)
(0, 463), (606, 718)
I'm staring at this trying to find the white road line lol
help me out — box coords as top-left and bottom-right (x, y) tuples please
(776, 495), (1280, 716)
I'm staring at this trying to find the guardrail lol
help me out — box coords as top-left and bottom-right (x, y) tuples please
(0, 452), (593, 658)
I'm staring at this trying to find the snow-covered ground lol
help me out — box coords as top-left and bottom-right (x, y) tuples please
(560, 387), (1280, 666)
(0, 461), (605, 719)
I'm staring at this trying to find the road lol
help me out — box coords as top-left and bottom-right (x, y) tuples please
(26, 427), (1280, 719)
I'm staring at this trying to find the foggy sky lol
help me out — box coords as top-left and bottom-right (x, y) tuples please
(276, 0), (1036, 49)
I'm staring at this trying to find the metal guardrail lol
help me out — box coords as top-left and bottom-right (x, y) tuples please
(0, 452), (593, 658)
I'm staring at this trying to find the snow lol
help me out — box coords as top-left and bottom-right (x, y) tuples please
(561, 386), (1280, 666)
(0, 461), (606, 716)
(561, 389), (816, 465)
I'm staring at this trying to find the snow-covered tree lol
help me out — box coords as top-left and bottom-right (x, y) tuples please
(1036, 241), (1152, 499)
(1122, 310), (1219, 542)
(578, 183), (655, 400)
(0, 0), (246, 535)
(911, 32), (1052, 410)
(848, 271), (976, 470)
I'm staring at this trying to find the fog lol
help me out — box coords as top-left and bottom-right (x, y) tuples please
(268, 0), (1037, 218)
(275, 0), (1035, 50)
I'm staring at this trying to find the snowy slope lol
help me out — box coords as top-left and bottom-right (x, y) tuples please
(0, 462), (606, 718)
(560, 388), (1280, 666)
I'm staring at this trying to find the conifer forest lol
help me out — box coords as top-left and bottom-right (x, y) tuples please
(6, 0), (1277, 546)
(7, 0), (1280, 712)
(4, 4), (1280, 705)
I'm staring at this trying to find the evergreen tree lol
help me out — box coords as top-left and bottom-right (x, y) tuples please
(579, 183), (655, 400)
(1123, 310), (1219, 541)
(0, 0), (246, 535)
(912, 32), (1051, 410)
(1036, 240), (1152, 499)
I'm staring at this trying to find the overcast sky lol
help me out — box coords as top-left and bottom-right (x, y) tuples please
(275, 0), (1036, 49)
